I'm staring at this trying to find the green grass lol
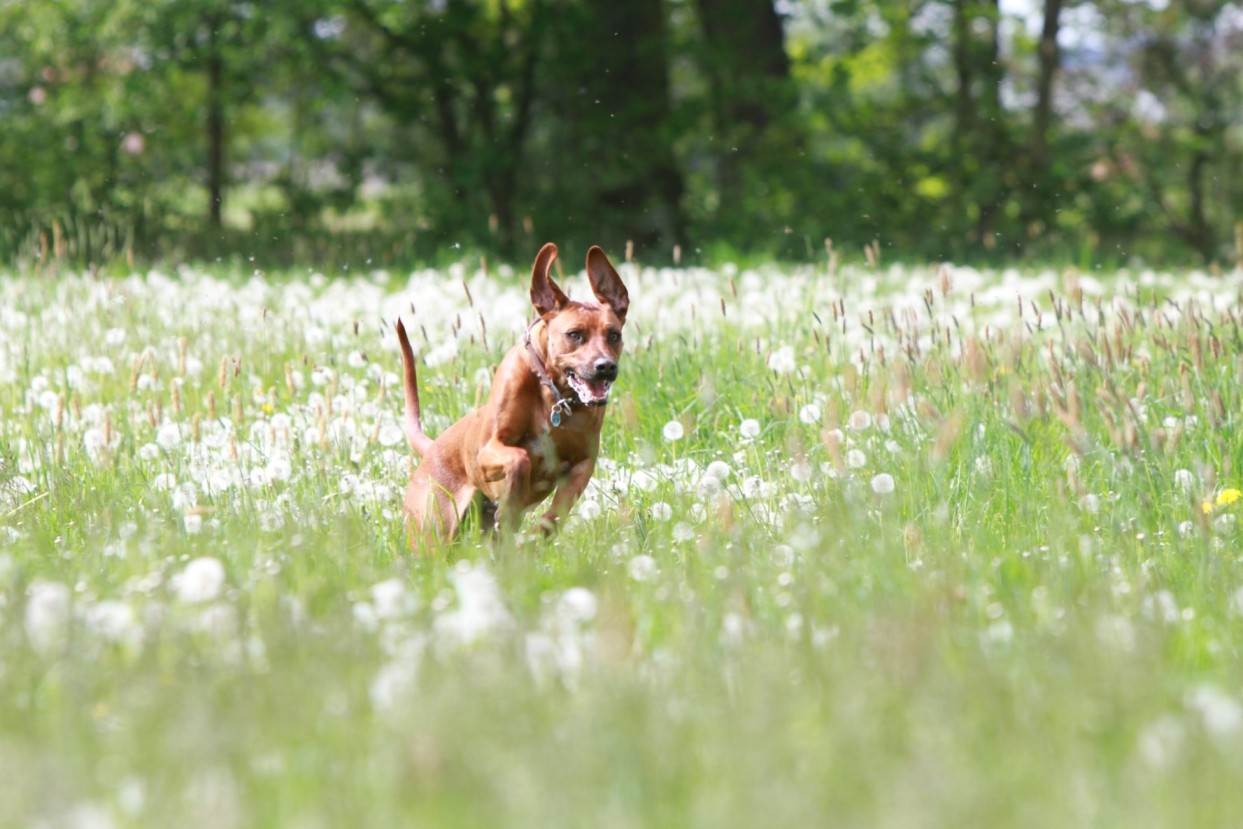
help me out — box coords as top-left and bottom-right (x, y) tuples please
(2, 260), (1243, 827)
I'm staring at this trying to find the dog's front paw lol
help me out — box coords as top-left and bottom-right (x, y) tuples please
(536, 512), (559, 537)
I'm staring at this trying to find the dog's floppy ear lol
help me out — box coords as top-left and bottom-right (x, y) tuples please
(586, 246), (629, 323)
(530, 242), (568, 316)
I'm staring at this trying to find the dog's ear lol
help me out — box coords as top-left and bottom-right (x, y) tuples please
(586, 246), (629, 323)
(530, 242), (568, 316)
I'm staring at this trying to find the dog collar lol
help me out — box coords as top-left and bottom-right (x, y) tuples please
(524, 319), (577, 427)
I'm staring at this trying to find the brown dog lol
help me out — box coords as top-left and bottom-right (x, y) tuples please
(395, 242), (629, 547)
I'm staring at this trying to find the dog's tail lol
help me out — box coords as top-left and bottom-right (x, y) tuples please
(396, 319), (434, 457)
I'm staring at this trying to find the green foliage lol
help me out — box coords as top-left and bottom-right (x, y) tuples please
(1, 0), (1241, 267)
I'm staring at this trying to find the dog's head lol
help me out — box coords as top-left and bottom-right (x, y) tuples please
(529, 242), (629, 406)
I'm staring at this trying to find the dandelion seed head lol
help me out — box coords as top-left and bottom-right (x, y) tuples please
(628, 554), (657, 582)
(25, 579), (71, 654)
(171, 557), (225, 603)
(575, 498), (602, 521)
(848, 410), (872, 431)
(630, 470), (659, 492)
(767, 346), (797, 374)
(556, 587), (598, 625)
(870, 473), (896, 495)
(156, 422), (182, 450)
(1187, 685), (1243, 736)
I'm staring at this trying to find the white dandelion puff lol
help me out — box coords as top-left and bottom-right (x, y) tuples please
(1187, 685), (1243, 736)
(870, 473), (896, 495)
(171, 557), (226, 603)
(649, 502), (673, 522)
(767, 346), (797, 374)
(372, 578), (416, 620)
(557, 587), (598, 625)
(25, 580), (71, 654)
(575, 499), (602, 521)
(628, 554), (657, 582)
(848, 410), (872, 431)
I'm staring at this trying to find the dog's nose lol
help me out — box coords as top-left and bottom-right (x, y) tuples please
(593, 358), (618, 378)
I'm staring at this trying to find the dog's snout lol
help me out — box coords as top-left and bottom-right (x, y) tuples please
(593, 357), (618, 379)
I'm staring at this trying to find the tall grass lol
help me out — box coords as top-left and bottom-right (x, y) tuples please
(1, 259), (1242, 827)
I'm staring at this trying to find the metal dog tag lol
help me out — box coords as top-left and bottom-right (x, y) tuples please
(550, 398), (572, 428)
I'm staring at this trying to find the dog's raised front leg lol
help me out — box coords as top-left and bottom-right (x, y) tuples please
(477, 436), (533, 531)
(538, 458), (596, 534)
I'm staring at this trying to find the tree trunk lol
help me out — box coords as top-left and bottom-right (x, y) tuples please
(1185, 145), (1215, 261)
(206, 17), (225, 230)
(1031, 0), (1063, 169)
(585, 0), (686, 248)
(696, 0), (792, 129)
(952, 0), (1010, 245)
(696, 0), (795, 221)
(1020, 0), (1064, 239)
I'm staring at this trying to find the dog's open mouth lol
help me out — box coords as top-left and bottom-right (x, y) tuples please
(565, 370), (613, 406)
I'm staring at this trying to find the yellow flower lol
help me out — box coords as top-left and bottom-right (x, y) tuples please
(1203, 488), (1242, 514)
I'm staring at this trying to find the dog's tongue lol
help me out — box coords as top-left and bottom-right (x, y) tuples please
(585, 379), (611, 401)
(568, 374), (611, 404)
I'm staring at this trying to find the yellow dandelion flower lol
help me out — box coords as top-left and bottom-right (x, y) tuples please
(1203, 488), (1242, 514)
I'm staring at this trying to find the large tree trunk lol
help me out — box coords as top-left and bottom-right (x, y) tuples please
(1031, 0), (1064, 169)
(696, 0), (795, 216)
(585, 0), (686, 248)
(951, 0), (1010, 246)
(1020, 0), (1064, 239)
(696, 0), (792, 129)
(205, 16), (225, 230)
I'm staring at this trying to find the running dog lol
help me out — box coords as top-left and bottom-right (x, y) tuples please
(395, 242), (629, 547)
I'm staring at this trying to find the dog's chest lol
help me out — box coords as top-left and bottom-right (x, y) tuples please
(524, 430), (560, 478)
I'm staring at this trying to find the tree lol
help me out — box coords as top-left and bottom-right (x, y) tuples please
(315, 0), (548, 255)
(692, 0), (806, 243)
(540, 0), (686, 250)
(1080, 0), (1243, 261)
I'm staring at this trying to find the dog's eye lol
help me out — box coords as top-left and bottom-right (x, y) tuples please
(566, 330), (584, 343)
(607, 331), (621, 344)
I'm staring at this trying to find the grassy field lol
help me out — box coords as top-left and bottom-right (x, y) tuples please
(2, 257), (1243, 827)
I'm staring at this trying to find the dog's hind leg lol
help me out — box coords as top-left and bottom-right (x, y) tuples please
(405, 471), (477, 550)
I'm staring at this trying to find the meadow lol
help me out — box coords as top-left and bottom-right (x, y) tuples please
(2, 256), (1243, 827)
